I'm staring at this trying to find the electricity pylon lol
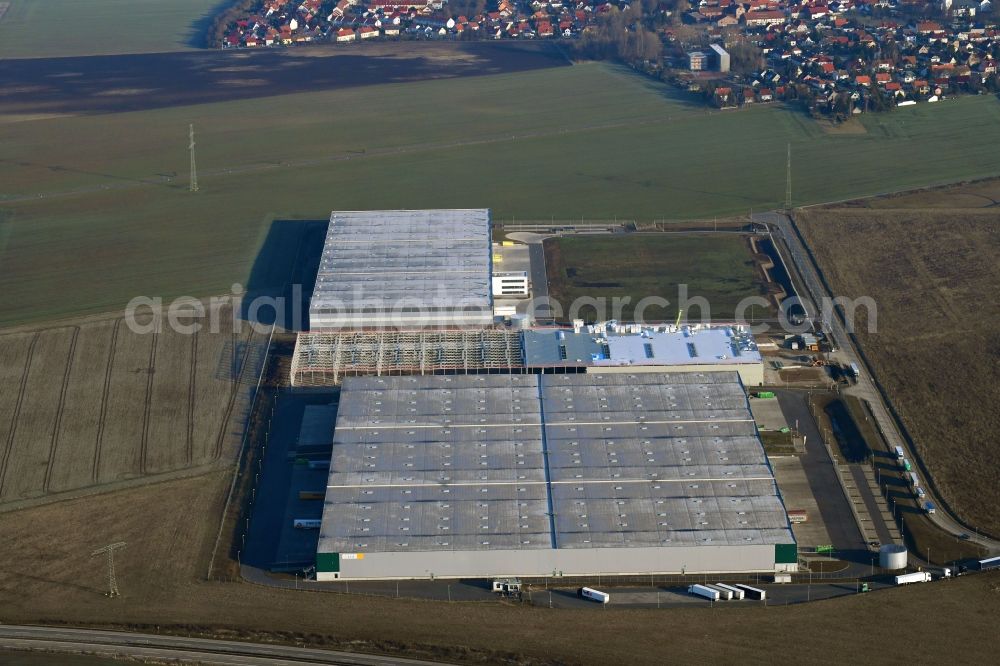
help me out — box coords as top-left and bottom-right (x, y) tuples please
(785, 143), (792, 210)
(189, 124), (198, 193)
(91, 541), (126, 597)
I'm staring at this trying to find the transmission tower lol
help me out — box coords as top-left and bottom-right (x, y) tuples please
(785, 143), (792, 210)
(189, 124), (198, 193)
(91, 541), (126, 597)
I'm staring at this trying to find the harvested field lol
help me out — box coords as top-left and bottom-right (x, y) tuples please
(0, 303), (267, 508)
(839, 176), (1000, 210)
(1, 472), (999, 665)
(0, 327), (77, 500)
(795, 207), (1000, 536)
(46, 320), (118, 493)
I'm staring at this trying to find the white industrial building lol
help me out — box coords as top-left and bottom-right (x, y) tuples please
(491, 272), (529, 298)
(315, 372), (796, 580)
(308, 209), (494, 330)
(521, 324), (764, 386)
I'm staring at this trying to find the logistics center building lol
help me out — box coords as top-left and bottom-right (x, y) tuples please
(315, 371), (796, 580)
(308, 209), (494, 330)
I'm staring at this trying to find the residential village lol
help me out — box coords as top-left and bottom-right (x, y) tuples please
(672, 0), (1000, 116)
(220, 0), (606, 46)
(217, 0), (1000, 116)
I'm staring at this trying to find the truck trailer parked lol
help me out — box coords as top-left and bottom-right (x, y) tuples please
(706, 584), (733, 600)
(714, 583), (745, 600)
(578, 587), (610, 603)
(895, 446), (905, 461)
(974, 556), (1000, 571)
(734, 584), (767, 600)
(688, 584), (720, 601)
(903, 458), (913, 472)
(293, 518), (322, 529)
(894, 572), (932, 585)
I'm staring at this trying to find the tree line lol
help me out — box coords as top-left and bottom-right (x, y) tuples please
(575, 6), (663, 64)
(206, 0), (260, 48)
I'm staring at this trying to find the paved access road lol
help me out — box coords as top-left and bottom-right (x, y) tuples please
(533, 581), (891, 608)
(0, 625), (443, 666)
(756, 211), (999, 555)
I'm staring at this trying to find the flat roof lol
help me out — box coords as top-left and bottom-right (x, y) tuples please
(318, 372), (793, 555)
(309, 209), (493, 324)
(522, 326), (762, 368)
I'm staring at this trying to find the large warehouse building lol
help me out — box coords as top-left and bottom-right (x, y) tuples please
(315, 371), (796, 580)
(308, 209), (494, 330)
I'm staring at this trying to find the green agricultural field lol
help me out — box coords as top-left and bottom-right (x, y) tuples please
(0, 0), (219, 58)
(544, 234), (771, 322)
(2, 63), (1000, 325)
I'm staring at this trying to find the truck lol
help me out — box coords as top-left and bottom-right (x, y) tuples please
(909, 472), (919, 487)
(903, 458), (913, 472)
(492, 578), (522, 597)
(788, 509), (808, 524)
(916, 486), (926, 499)
(688, 584), (720, 601)
(299, 490), (325, 500)
(734, 584), (767, 600)
(894, 446), (905, 461)
(894, 571), (932, 585)
(293, 518), (322, 529)
(974, 556), (1000, 571)
(713, 583), (745, 600)
(307, 460), (330, 470)
(578, 587), (610, 604)
(849, 362), (860, 380)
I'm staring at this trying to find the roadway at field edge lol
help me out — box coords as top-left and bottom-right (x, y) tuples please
(755, 211), (999, 554)
(0, 624), (444, 666)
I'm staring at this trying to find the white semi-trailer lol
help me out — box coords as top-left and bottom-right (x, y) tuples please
(578, 587), (610, 604)
(894, 446), (905, 461)
(734, 584), (767, 600)
(688, 584), (720, 601)
(706, 584), (733, 600)
(894, 572), (932, 585)
(713, 583), (745, 600)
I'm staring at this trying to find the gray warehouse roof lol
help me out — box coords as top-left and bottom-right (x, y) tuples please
(522, 326), (761, 368)
(309, 209), (493, 328)
(318, 372), (793, 556)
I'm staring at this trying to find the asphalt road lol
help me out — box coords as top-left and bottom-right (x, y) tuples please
(0, 625), (442, 666)
(757, 211), (999, 554)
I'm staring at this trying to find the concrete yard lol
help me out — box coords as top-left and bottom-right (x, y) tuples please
(749, 396), (788, 432)
(771, 457), (834, 548)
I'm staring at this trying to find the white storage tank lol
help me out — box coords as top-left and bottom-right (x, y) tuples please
(880, 544), (908, 570)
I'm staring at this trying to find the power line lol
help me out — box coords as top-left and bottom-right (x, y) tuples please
(91, 541), (126, 598)
(189, 124), (198, 193)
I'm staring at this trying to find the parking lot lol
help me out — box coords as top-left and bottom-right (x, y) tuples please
(243, 390), (338, 571)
